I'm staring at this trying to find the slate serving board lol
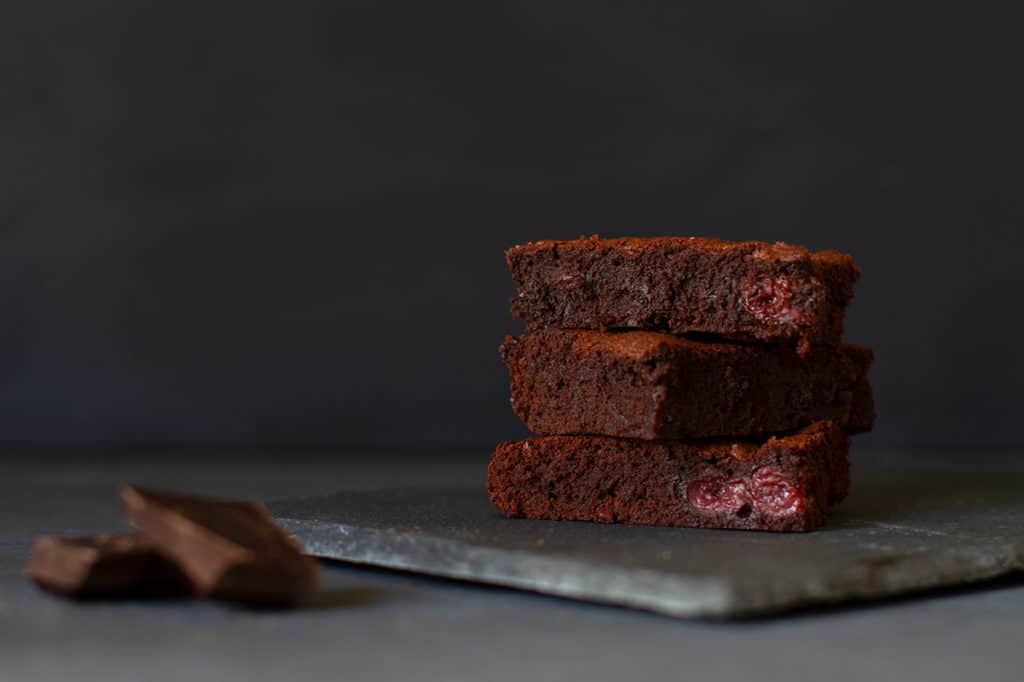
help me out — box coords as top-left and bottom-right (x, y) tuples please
(271, 454), (1024, 618)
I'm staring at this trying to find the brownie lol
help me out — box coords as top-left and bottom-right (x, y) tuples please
(27, 534), (191, 600)
(502, 329), (874, 440)
(121, 486), (320, 607)
(507, 236), (860, 354)
(488, 421), (850, 532)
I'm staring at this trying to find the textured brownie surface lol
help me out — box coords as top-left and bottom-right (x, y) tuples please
(502, 329), (874, 440)
(507, 236), (860, 353)
(488, 422), (850, 532)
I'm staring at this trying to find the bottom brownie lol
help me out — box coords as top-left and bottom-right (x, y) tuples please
(487, 422), (850, 532)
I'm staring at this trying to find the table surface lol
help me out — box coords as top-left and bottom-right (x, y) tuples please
(2, 448), (1023, 682)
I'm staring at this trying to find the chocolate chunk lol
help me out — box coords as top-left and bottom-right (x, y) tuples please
(120, 486), (320, 607)
(28, 534), (191, 599)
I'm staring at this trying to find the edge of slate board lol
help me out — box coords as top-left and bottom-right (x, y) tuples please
(272, 483), (1024, 619)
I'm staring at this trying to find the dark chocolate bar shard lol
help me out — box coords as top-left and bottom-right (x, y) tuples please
(121, 486), (320, 607)
(28, 534), (191, 599)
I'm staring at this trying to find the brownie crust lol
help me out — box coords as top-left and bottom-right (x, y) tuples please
(502, 329), (874, 440)
(507, 236), (860, 354)
(487, 422), (850, 532)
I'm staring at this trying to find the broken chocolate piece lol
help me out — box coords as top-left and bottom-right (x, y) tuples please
(121, 486), (320, 607)
(28, 534), (190, 599)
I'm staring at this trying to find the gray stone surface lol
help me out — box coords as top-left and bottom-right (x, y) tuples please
(274, 455), (1024, 618)
(3, 449), (1024, 681)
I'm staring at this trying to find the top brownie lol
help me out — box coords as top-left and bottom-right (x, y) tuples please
(507, 236), (860, 353)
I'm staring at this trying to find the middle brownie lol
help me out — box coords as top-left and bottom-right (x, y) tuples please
(502, 329), (874, 440)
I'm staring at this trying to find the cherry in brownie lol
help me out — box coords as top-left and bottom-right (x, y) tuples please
(502, 329), (874, 440)
(488, 421), (850, 532)
(507, 236), (860, 354)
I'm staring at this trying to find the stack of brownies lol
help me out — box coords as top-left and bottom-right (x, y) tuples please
(487, 236), (875, 532)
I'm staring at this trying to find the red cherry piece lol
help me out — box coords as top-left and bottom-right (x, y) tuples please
(686, 477), (749, 514)
(742, 275), (802, 325)
(750, 466), (805, 518)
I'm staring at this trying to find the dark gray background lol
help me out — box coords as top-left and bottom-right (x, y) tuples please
(1, 1), (1021, 449)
